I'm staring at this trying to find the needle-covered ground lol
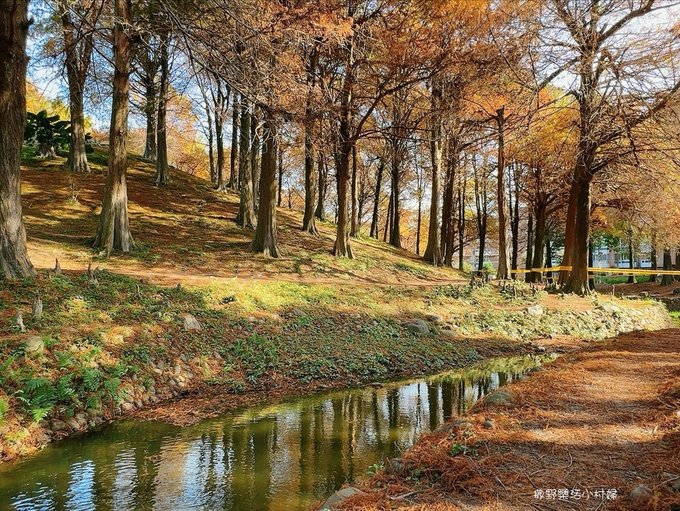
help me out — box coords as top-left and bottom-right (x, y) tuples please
(333, 329), (680, 511)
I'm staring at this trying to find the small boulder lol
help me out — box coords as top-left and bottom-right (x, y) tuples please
(629, 484), (653, 507)
(181, 313), (202, 331)
(320, 487), (366, 510)
(526, 305), (543, 317)
(121, 402), (135, 412)
(24, 336), (44, 354)
(673, 288), (680, 295)
(51, 420), (67, 432)
(384, 458), (404, 475)
(405, 320), (429, 335)
(639, 292), (650, 298)
(483, 390), (515, 408)
(482, 418), (495, 429)
(424, 313), (443, 323)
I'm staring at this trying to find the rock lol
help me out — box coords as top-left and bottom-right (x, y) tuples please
(66, 418), (81, 431)
(483, 418), (495, 429)
(673, 288), (680, 295)
(384, 458), (404, 475)
(424, 313), (443, 323)
(639, 292), (650, 298)
(121, 402), (135, 412)
(483, 390), (515, 408)
(24, 335), (44, 354)
(75, 413), (88, 427)
(441, 329), (457, 338)
(86, 408), (99, 418)
(135, 400), (143, 409)
(405, 319), (429, 335)
(526, 305), (543, 317)
(181, 313), (202, 331)
(534, 346), (547, 353)
(51, 420), (67, 432)
(320, 487), (366, 510)
(629, 484), (653, 507)
(440, 419), (473, 434)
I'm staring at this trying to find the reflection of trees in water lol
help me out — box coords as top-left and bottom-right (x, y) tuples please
(427, 383), (439, 430)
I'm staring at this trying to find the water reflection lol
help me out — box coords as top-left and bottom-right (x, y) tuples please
(0, 355), (551, 511)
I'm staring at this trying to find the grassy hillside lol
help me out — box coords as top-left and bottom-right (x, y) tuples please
(20, 149), (464, 286)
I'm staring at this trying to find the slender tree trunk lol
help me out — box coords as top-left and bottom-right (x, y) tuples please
(525, 214), (533, 283)
(383, 191), (392, 243)
(60, 1), (93, 173)
(0, 0), (34, 278)
(351, 145), (359, 238)
(509, 164), (520, 277)
(251, 112), (260, 208)
(154, 31), (170, 186)
(302, 49), (318, 234)
(229, 93), (240, 189)
(237, 102), (255, 228)
(495, 107), (509, 279)
(315, 151), (326, 221)
(627, 234), (636, 284)
(424, 85), (442, 265)
(214, 88), (225, 190)
(441, 137), (457, 266)
(369, 157), (384, 239)
(588, 240), (595, 290)
(416, 185), (423, 255)
(94, 0), (134, 255)
(277, 145), (283, 207)
(650, 233), (657, 283)
(205, 103), (215, 183)
(252, 112), (280, 257)
(457, 164), (467, 271)
(530, 202), (547, 283)
(142, 67), (157, 161)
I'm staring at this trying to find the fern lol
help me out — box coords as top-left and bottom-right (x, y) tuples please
(31, 405), (53, 423)
(81, 368), (104, 392)
(0, 397), (8, 423)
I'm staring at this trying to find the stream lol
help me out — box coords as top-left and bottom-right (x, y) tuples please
(0, 354), (553, 511)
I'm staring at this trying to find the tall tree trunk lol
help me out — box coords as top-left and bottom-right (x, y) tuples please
(229, 94), (240, 189)
(415, 184), (423, 255)
(369, 157), (384, 239)
(661, 249), (674, 286)
(495, 106), (509, 279)
(424, 84), (442, 265)
(627, 234), (636, 284)
(351, 145), (359, 238)
(252, 112), (280, 257)
(562, 170), (591, 294)
(588, 240), (595, 290)
(525, 214), (533, 283)
(441, 137), (457, 266)
(302, 48), (318, 234)
(383, 191), (392, 243)
(205, 102), (215, 183)
(0, 0), (34, 279)
(277, 145), (283, 207)
(315, 151), (326, 221)
(302, 115), (318, 233)
(214, 87), (225, 190)
(649, 232), (657, 283)
(509, 164), (520, 277)
(154, 31), (170, 186)
(142, 65), (157, 161)
(93, 0), (135, 255)
(251, 111), (261, 210)
(388, 138), (402, 248)
(61, 0), (91, 173)
(457, 163), (467, 271)
(237, 102), (255, 228)
(530, 202), (547, 283)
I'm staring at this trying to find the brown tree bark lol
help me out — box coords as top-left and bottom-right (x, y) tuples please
(154, 30), (170, 186)
(524, 214), (533, 283)
(60, 0), (94, 173)
(229, 93), (240, 189)
(237, 102), (255, 228)
(649, 233), (657, 283)
(369, 156), (384, 239)
(315, 151), (326, 221)
(495, 106), (509, 279)
(626, 233), (636, 284)
(351, 144), (359, 238)
(423, 82), (442, 265)
(140, 48), (158, 162)
(277, 145), (283, 207)
(252, 112), (280, 257)
(251, 111), (261, 209)
(93, 0), (135, 255)
(302, 48), (318, 235)
(0, 0), (34, 279)
(661, 249), (674, 286)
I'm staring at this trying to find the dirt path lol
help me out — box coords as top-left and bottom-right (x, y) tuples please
(337, 329), (680, 511)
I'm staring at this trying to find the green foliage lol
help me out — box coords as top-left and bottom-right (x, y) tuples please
(24, 110), (70, 151)
(233, 333), (278, 383)
(0, 397), (9, 423)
